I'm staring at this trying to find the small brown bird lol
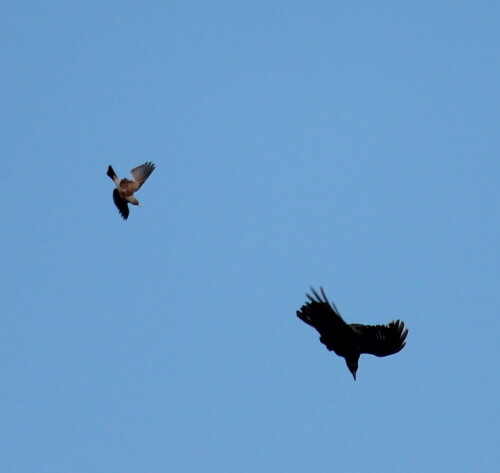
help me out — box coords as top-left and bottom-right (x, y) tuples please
(107, 162), (155, 220)
(297, 287), (408, 380)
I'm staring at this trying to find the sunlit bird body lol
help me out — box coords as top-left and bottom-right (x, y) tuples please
(107, 162), (155, 220)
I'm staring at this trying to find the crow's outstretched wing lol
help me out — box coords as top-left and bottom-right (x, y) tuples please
(296, 287), (346, 329)
(112, 189), (129, 220)
(351, 320), (408, 357)
(296, 287), (351, 351)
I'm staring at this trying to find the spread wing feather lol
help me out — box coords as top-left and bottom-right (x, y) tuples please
(112, 189), (129, 220)
(130, 162), (155, 189)
(351, 320), (408, 357)
(296, 287), (346, 330)
(296, 287), (352, 351)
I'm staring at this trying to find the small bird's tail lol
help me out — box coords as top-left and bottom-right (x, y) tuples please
(107, 165), (117, 181)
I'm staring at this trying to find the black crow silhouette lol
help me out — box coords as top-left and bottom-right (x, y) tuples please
(296, 287), (408, 380)
(107, 162), (156, 220)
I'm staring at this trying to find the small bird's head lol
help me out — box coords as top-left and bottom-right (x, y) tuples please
(346, 357), (359, 381)
(129, 196), (141, 206)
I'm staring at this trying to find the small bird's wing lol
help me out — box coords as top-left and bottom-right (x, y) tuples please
(351, 320), (408, 357)
(296, 287), (350, 349)
(112, 188), (130, 220)
(129, 162), (156, 191)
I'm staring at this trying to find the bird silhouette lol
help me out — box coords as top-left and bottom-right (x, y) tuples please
(296, 287), (408, 380)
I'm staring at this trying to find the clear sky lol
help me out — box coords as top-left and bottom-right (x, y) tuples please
(2, 2), (499, 472)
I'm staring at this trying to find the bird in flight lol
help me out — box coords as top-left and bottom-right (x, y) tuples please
(296, 287), (408, 380)
(107, 162), (156, 220)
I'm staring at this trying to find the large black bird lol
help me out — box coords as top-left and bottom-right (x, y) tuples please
(296, 287), (408, 380)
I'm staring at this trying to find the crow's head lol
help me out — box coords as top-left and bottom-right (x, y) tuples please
(346, 357), (359, 381)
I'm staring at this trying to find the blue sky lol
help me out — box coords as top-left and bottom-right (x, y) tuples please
(2, 2), (499, 472)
